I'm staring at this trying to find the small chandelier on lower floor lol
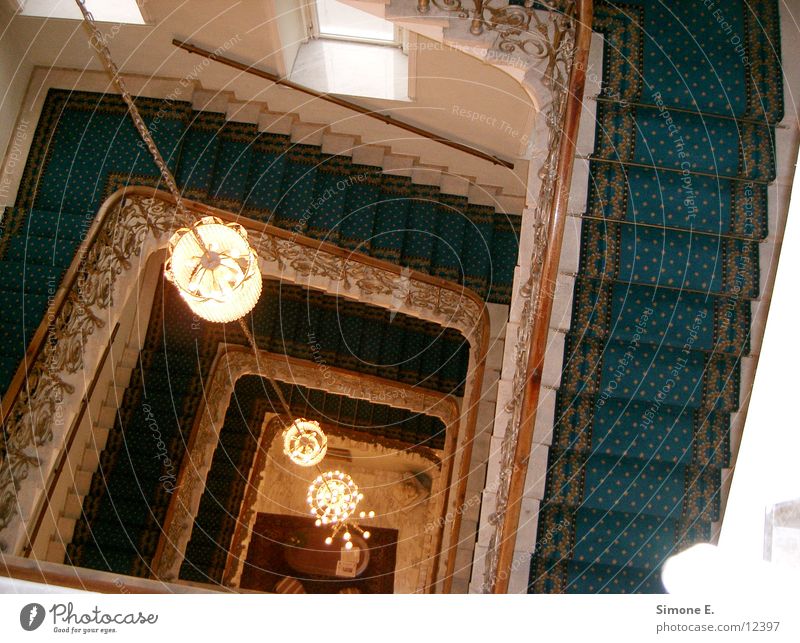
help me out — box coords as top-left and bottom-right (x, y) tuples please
(307, 470), (375, 548)
(283, 418), (328, 467)
(165, 216), (262, 323)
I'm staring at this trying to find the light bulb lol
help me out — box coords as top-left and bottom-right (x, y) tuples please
(363, 531), (370, 539)
(345, 541), (353, 550)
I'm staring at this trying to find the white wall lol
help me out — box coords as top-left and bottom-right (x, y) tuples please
(357, 34), (534, 160)
(273, 0), (308, 76)
(0, 2), (533, 165)
(0, 2), (34, 209)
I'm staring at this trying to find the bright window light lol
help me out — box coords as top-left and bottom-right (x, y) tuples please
(20, 0), (145, 24)
(317, 0), (394, 42)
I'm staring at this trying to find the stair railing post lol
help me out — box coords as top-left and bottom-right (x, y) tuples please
(470, 0), (485, 35)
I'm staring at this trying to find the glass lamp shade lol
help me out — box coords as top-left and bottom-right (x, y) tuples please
(283, 419), (328, 467)
(307, 470), (363, 526)
(165, 216), (262, 323)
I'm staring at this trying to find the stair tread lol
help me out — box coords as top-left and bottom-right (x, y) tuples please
(560, 334), (740, 412)
(579, 218), (760, 299)
(554, 391), (730, 469)
(587, 163), (769, 240)
(594, 102), (775, 182)
(570, 277), (752, 356)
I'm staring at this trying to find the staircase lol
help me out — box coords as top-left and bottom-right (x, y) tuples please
(178, 374), (447, 585)
(527, 0), (784, 593)
(63, 276), (462, 577)
(0, 86), (523, 400)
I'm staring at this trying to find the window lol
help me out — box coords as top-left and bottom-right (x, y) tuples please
(288, 0), (409, 101)
(19, 0), (146, 24)
(315, 0), (395, 44)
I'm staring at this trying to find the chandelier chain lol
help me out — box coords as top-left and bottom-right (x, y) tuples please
(74, 0), (213, 250)
(76, 0), (291, 419)
(236, 318), (294, 418)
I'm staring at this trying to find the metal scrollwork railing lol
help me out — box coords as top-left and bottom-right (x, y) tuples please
(0, 186), (490, 578)
(477, 0), (592, 593)
(418, 0), (576, 46)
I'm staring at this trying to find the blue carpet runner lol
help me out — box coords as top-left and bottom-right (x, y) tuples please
(0, 90), (521, 400)
(65, 278), (454, 576)
(529, 0), (782, 593)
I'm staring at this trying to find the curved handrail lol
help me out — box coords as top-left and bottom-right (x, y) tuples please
(0, 186), (488, 426)
(0, 554), (224, 594)
(489, 0), (593, 593)
(0, 186), (489, 592)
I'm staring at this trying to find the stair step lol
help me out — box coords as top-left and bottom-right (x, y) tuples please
(369, 175), (411, 263)
(531, 556), (666, 594)
(258, 110), (296, 136)
(489, 213), (521, 304)
(209, 128), (257, 205)
(570, 277), (752, 356)
(554, 391), (731, 469)
(0, 322), (38, 357)
(242, 133), (291, 217)
(462, 203), (495, 299)
(3, 234), (77, 267)
(175, 112), (225, 197)
(45, 539), (66, 563)
(65, 542), (140, 574)
(291, 121), (326, 146)
(559, 334), (740, 413)
(0, 291), (49, 328)
(0, 260), (67, 294)
(401, 185), (438, 273)
(579, 218), (760, 299)
(587, 163), (769, 240)
(321, 132), (357, 156)
(2, 208), (87, 242)
(572, 506), (682, 572)
(55, 516), (77, 543)
(546, 451), (719, 520)
(274, 145), (322, 229)
(431, 194), (468, 283)
(304, 155), (355, 242)
(594, 101), (775, 182)
(339, 165), (382, 252)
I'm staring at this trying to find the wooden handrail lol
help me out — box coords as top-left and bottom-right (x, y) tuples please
(171, 39), (516, 170)
(22, 322), (121, 556)
(0, 186), (127, 427)
(0, 554), (224, 593)
(1, 185), (488, 430)
(490, 0), (593, 593)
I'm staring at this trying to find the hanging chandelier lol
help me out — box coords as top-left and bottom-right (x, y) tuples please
(75, 0), (261, 325)
(165, 216), (262, 323)
(307, 470), (374, 548)
(282, 418), (328, 467)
